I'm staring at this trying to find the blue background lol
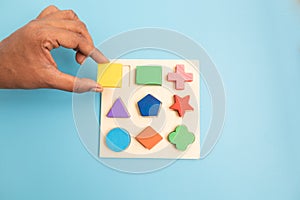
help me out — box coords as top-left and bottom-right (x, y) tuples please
(1, 0), (300, 199)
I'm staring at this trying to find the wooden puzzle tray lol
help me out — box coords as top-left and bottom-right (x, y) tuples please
(97, 59), (200, 159)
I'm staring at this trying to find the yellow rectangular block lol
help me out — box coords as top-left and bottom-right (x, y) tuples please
(97, 63), (123, 88)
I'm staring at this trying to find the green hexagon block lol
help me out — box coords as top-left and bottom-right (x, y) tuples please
(136, 66), (162, 85)
(168, 125), (195, 151)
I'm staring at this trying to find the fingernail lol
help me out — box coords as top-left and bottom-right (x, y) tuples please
(92, 88), (103, 93)
(96, 83), (103, 89)
(91, 83), (103, 93)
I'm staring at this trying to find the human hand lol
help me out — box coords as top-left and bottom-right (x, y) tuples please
(0, 5), (108, 93)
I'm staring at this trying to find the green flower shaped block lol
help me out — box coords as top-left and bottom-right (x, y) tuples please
(168, 125), (195, 151)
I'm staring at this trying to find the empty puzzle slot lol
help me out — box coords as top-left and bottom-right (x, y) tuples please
(122, 65), (131, 87)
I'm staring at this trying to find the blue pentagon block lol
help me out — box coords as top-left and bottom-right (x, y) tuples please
(137, 94), (161, 116)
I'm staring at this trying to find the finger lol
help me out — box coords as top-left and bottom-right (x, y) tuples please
(46, 28), (109, 63)
(41, 14), (109, 64)
(76, 52), (87, 64)
(45, 28), (94, 55)
(37, 5), (60, 19)
(48, 69), (103, 93)
(41, 20), (95, 64)
(76, 50), (110, 65)
(41, 19), (93, 44)
(89, 48), (110, 64)
(43, 9), (79, 20)
(76, 78), (103, 93)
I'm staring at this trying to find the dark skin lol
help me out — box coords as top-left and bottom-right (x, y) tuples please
(0, 5), (108, 93)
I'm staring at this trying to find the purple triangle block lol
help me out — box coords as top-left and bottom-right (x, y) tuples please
(107, 98), (130, 118)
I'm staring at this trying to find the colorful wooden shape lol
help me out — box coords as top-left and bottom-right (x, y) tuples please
(168, 125), (195, 151)
(135, 126), (163, 150)
(167, 64), (193, 90)
(170, 95), (194, 117)
(107, 98), (130, 118)
(136, 66), (162, 85)
(137, 94), (161, 116)
(106, 128), (131, 152)
(97, 63), (123, 88)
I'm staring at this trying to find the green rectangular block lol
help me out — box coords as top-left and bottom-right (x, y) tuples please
(136, 66), (162, 85)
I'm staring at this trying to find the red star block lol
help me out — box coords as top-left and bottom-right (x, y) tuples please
(170, 95), (194, 117)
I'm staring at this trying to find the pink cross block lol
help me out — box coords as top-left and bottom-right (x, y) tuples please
(167, 64), (193, 90)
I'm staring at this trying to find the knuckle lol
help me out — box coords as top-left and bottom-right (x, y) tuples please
(77, 21), (87, 30)
(75, 21), (89, 36)
(73, 79), (82, 93)
(27, 20), (38, 28)
(65, 9), (78, 19)
(47, 5), (58, 11)
(76, 32), (84, 39)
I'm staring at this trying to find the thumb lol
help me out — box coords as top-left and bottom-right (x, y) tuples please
(49, 70), (103, 93)
(74, 77), (103, 93)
